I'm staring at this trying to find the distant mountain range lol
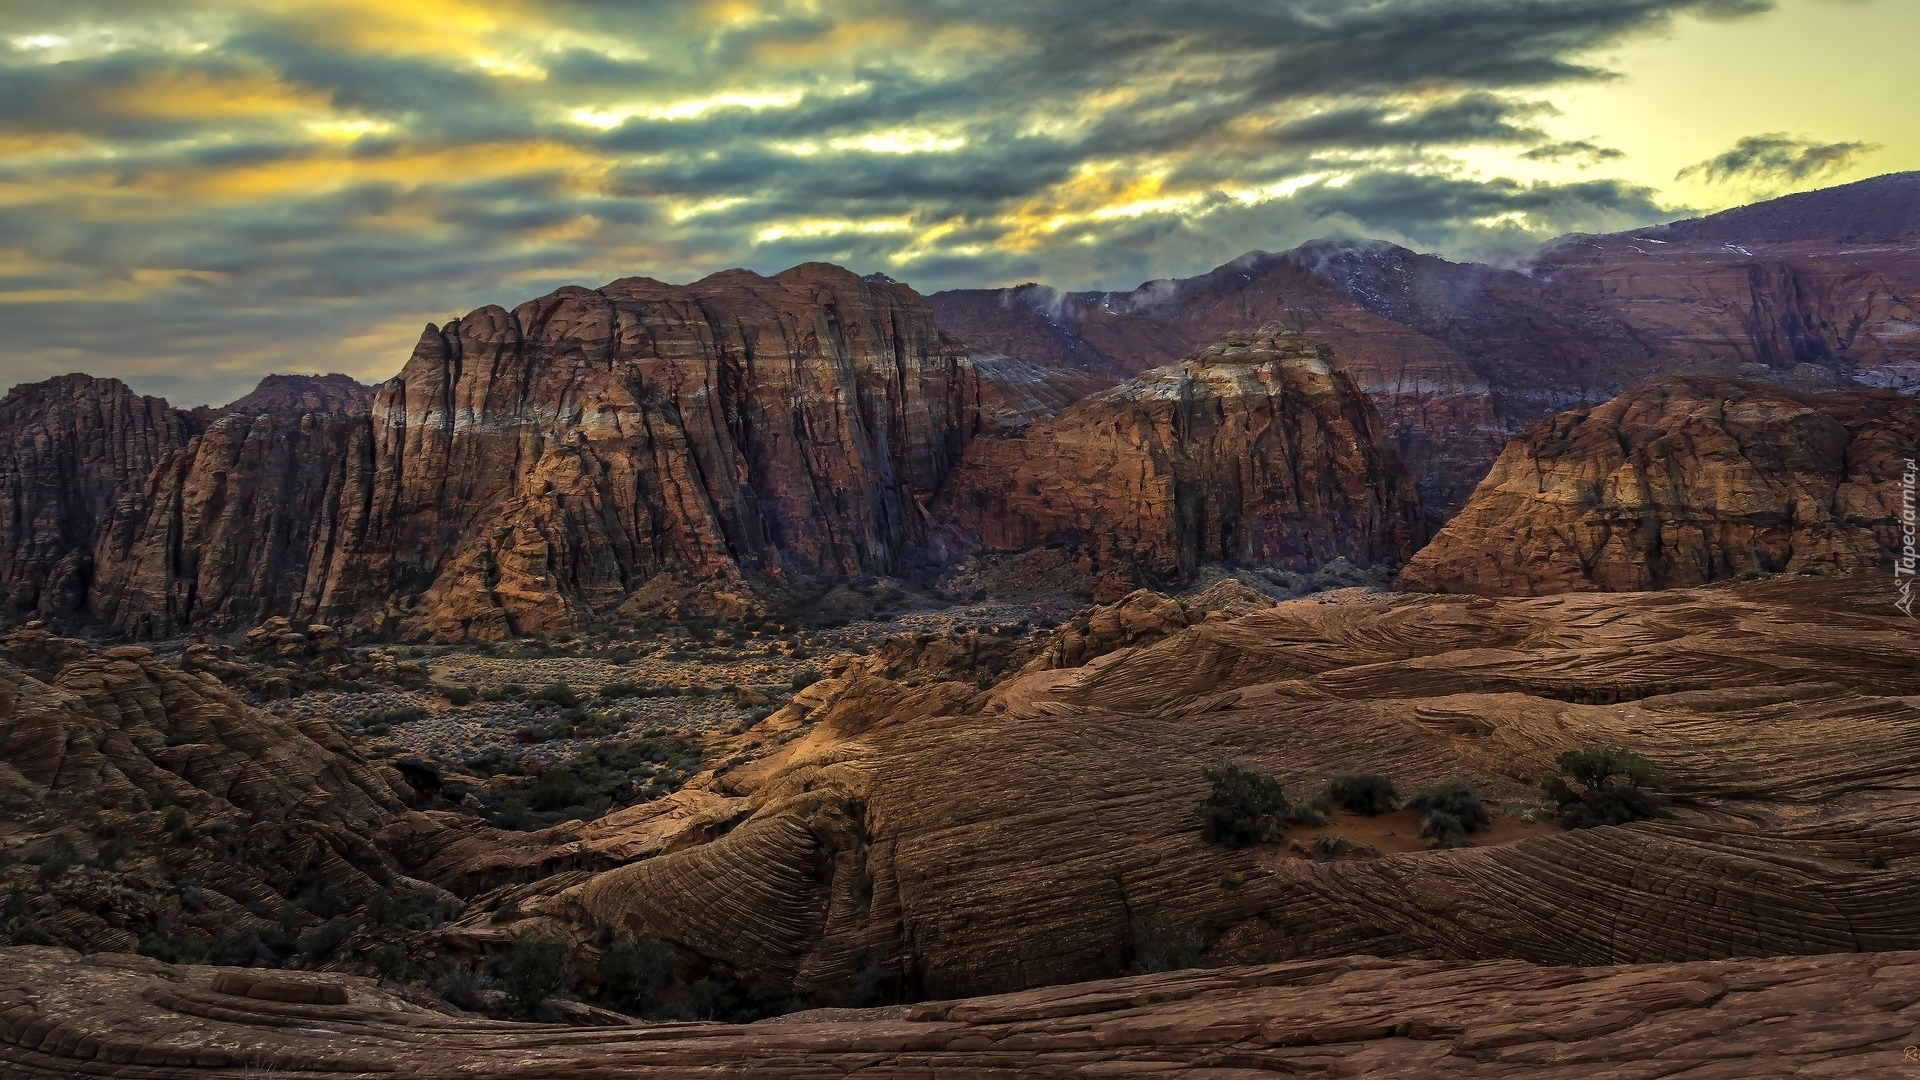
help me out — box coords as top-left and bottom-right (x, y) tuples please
(1, 174), (1915, 639)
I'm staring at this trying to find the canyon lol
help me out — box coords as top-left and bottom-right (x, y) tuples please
(3, 175), (1920, 1077)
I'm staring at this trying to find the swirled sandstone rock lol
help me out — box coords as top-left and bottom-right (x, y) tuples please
(4, 943), (1917, 1076)
(934, 325), (1427, 580)
(1398, 377), (1920, 595)
(487, 573), (1920, 1003)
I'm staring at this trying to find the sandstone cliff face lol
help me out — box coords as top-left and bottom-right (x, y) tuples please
(89, 412), (369, 637)
(40, 265), (986, 639)
(0, 376), (194, 626)
(935, 325), (1426, 579)
(1398, 377), (1920, 596)
(306, 263), (981, 640)
(1531, 174), (1920, 385)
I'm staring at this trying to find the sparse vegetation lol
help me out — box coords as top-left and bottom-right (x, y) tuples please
(489, 931), (574, 1014)
(1409, 781), (1491, 847)
(1126, 914), (1206, 974)
(1544, 746), (1672, 828)
(1197, 762), (1289, 846)
(1327, 773), (1400, 816)
(596, 933), (674, 1013)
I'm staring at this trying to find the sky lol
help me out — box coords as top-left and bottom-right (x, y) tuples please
(1, 0), (1914, 405)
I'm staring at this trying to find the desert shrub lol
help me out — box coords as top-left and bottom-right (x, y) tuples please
(1544, 746), (1672, 829)
(91, 833), (137, 870)
(364, 888), (432, 930)
(490, 900), (523, 924)
(1285, 802), (1329, 827)
(789, 671), (822, 692)
(443, 686), (474, 706)
(489, 932), (574, 1014)
(163, 807), (193, 844)
(1408, 780), (1490, 848)
(370, 943), (411, 982)
(298, 916), (352, 962)
(34, 837), (76, 886)
(479, 733), (703, 831)
(1326, 773), (1400, 815)
(1197, 762), (1289, 845)
(428, 957), (493, 1010)
(531, 683), (580, 709)
(139, 925), (213, 965)
(213, 927), (295, 968)
(597, 934), (673, 1013)
(1126, 914), (1206, 974)
(3, 884), (53, 946)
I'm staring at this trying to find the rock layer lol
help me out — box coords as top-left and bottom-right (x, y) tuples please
(935, 325), (1427, 579)
(5, 939), (1919, 1076)
(1399, 377), (1920, 595)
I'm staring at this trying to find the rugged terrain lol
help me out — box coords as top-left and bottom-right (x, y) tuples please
(931, 173), (1920, 516)
(0, 290), (1419, 641)
(4, 944), (1917, 1077)
(935, 325), (1426, 585)
(1401, 376), (1920, 594)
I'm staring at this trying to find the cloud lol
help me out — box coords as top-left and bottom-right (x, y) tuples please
(1678, 132), (1879, 185)
(0, 0), (1794, 404)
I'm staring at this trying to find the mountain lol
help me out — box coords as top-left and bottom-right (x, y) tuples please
(1398, 377), (1920, 596)
(935, 324), (1426, 584)
(0, 270), (1419, 640)
(929, 173), (1920, 517)
(215, 372), (377, 417)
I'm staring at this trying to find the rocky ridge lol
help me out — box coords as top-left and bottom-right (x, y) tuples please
(1399, 376), (1920, 595)
(936, 324), (1427, 582)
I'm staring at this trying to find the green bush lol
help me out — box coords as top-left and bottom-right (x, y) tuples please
(370, 943), (411, 982)
(597, 934), (673, 1013)
(1406, 780), (1491, 847)
(532, 683), (581, 709)
(298, 915), (352, 963)
(428, 957), (493, 1010)
(1197, 762), (1288, 846)
(489, 932), (574, 1014)
(163, 807), (193, 844)
(1126, 914), (1206, 974)
(1544, 746), (1672, 829)
(1327, 773), (1400, 815)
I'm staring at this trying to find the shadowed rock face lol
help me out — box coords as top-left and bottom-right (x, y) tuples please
(4, 945), (1917, 1077)
(0, 375), (196, 625)
(931, 174), (1920, 518)
(1399, 377), (1920, 596)
(935, 324), (1427, 580)
(216, 373), (377, 418)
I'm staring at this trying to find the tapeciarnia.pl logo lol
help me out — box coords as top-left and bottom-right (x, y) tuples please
(1899, 457), (1917, 618)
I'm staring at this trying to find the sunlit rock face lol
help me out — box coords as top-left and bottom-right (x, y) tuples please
(76, 264), (986, 639)
(935, 324), (1427, 581)
(1398, 376), (1920, 596)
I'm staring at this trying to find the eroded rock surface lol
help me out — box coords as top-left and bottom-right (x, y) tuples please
(936, 325), (1427, 579)
(3, 945), (1916, 1077)
(1399, 377), (1920, 595)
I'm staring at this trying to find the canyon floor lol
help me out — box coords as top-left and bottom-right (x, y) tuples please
(4, 568), (1919, 1074)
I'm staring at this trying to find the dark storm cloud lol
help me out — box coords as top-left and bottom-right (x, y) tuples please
(0, 0), (1788, 403)
(1677, 132), (1879, 184)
